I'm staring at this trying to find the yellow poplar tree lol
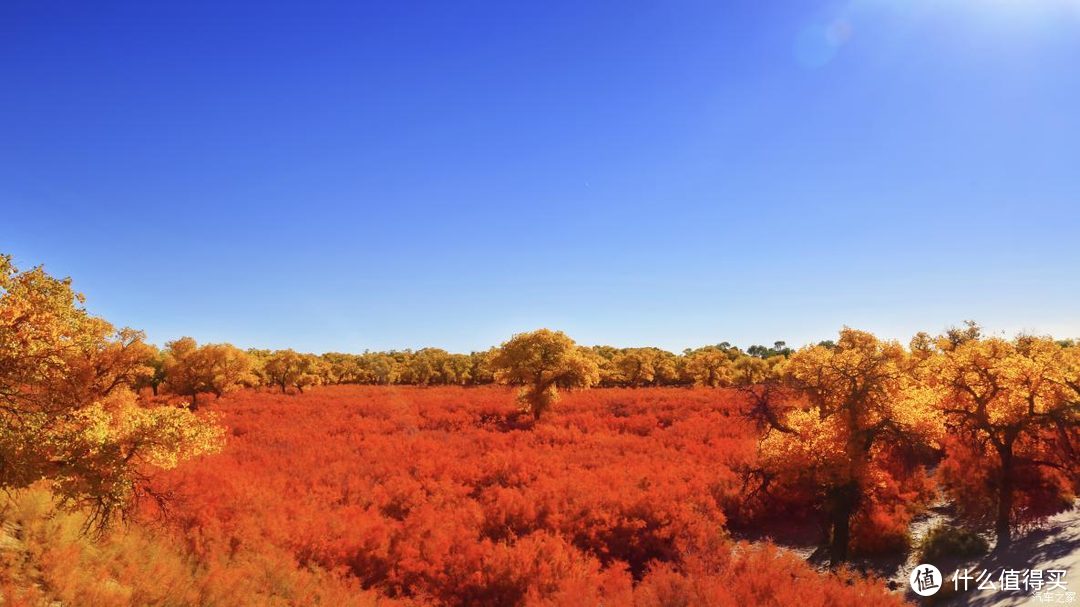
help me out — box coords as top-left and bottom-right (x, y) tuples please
(263, 349), (325, 394)
(0, 255), (223, 528)
(928, 329), (1079, 546)
(490, 329), (600, 420)
(758, 328), (941, 565)
(682, 345), (740, 387)
(162, 338), (255, 408)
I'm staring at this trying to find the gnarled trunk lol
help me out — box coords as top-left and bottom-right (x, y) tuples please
(995, 448), (1014, 548)
(829, 482), (859, 566)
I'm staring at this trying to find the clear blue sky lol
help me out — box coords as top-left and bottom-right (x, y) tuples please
(2, 0), (1078, 353)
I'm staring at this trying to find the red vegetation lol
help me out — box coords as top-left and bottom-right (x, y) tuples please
(149, 385), (904, 606)
(939, 433), (1077, 530)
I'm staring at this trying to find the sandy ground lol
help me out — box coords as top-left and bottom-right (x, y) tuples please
(773, 504), (1080, 606)
(930, 507), (1080, 607)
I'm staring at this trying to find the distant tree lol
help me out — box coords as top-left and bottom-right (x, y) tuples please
(490, 329), (600, 420)
(613, 348), (654, 387)
(588, 345), (621, 387)
(203, 343), (256, 397)
(405, 348), (451, 385)
(730, 355), (792, 432)
(0, 255), (222, 527)
(321, 352), (364, 384)
(163, 338), (254, 408)
(943, 319), (982, 348)
(162, 337), (207, 407)
(359, 352), (399, 385)
(682, 345), (741, 387)
(442, 353), (474, 385)
(747, 341), (794, 359)
(652, 349), (680, 385)
(134, 344), (168, 396)
(264, 349), (324, 394)
(468, 350), (496, 385)
(612, 348), (679, 387)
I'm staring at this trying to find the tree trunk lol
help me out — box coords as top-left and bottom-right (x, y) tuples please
(280, 381), (287, 394)
(995, 449), (1014, 548)
(829, 482), (858, 566)
(151, 383), (159, 396)
(189, 392), (199, 411)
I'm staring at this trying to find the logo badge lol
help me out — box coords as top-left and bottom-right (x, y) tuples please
(910, 564), (942, 596)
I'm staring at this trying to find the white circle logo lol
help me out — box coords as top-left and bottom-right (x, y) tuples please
(910, 564), (942, 596)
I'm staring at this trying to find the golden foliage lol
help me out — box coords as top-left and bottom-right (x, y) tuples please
(490, 329), (600, 419)
(0, 255), (223, 527)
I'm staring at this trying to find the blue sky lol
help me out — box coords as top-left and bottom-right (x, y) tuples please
(2, 0), (1079, 353)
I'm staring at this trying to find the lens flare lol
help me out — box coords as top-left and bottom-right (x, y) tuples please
(793, 18), (853, 68)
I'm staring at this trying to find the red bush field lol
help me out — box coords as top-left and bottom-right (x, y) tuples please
(142, 385), (902, 606)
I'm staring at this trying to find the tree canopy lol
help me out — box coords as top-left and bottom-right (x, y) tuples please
(0, 255), (223, 528)
(757, 329), (942, 564)
(490, 329), (600, 419)
(926, 331), (1080, 545)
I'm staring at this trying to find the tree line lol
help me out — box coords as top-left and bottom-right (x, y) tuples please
(137, 336), (815, 406)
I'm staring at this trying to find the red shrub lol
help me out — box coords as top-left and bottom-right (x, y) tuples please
(146, 385), (903, 606)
